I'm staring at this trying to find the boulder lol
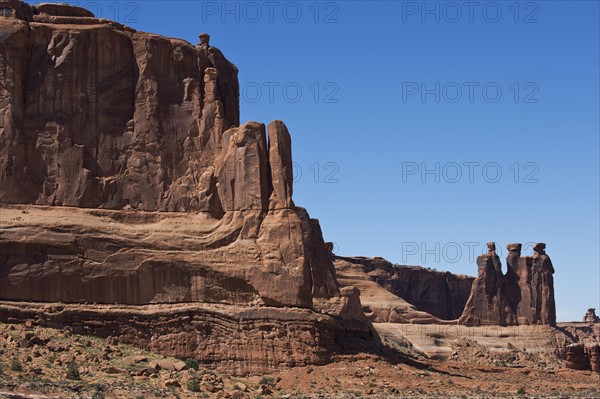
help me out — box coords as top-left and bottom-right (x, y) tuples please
(148, 359), (179, 371)
(164, 379), (181, 388)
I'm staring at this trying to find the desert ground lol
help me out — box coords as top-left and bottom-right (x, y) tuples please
(1, 321), (599, 399)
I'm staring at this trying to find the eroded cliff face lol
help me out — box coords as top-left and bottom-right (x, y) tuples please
(333, 256), (473, 323)
(0, 0), (377, 373)
(0, 0), (329, 307)
(0, 1), (240, 211)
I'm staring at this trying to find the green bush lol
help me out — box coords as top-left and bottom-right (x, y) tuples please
(67, 360), (80, 380)
(187, 379), (200, 392)
(92, 390), (105, 399)
(185, 358), (199, 371)
(91, 384), (105, 399)
(517, 386), (527, 395)
(10, 358), (22, 372)
(259, 376), (275, 386)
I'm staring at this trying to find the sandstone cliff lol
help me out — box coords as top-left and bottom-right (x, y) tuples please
(333, 255), (473, 323)
(0, 0), (338, 309)
(0, 0), (378, 374)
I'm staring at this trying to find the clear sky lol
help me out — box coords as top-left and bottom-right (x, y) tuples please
(32, 0), (599, 322)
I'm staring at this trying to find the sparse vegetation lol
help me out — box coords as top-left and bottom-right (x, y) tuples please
(187, 379), (200, 392)
(10, 357), (22, 372)
(66, 360), (81, 380)
(185, 358), (199, 370)
(259, 376), (275, 386)
(0, 321), (598, 398)
(92, 389), (106, 399)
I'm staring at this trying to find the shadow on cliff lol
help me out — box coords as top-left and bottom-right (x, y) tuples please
(331, 318), (467, 377)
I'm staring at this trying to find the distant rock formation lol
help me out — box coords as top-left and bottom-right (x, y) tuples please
(458, 243), (508, 325)
(584, 308), (600, 323)
(459, 242), (556, 326)
(333, 256), (473, 322)
(0, 0), (378, 374)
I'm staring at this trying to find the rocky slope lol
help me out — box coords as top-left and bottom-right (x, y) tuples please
(0, 0), (377, 374)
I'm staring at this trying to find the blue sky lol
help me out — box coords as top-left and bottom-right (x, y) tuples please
(34, 0), (599, 322)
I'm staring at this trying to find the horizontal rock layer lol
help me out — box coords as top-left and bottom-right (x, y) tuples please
(0, 300), (380, 376)
(0, 204), (346, 311)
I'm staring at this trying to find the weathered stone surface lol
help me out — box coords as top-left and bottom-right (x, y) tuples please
(502, 243), (522, 323)
(587, 343), (600, 372)
(334, 256), (473, 321)
(0, 301), (380, 376)
(530, 243), (556, 325)
(35, 2), (94, 17)
(0, 1), (240, 211)
(0, 0), (378, 374)
(459, 242), (556, 326)
(0, 0), (347, 310)
(459, 243), (507, 326)
(148, 359), (186, 372)
(566, 343), (589, 370)
(215, 122), (270, 211)
(379, 323), (569, 362)
(0, 194), (354, 314)
(268, 120), (294, 209)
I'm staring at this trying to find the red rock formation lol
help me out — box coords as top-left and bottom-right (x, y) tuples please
(334, 256), (473, 321)
(0, 300), (380, 376)
(0, 0), (328, 307)
(501, 243), (521, 324)
(566, 343), (590, 370)
(0, 0), (378, 373)
(530, 243), (556, 325)
(587, 343), (600, 372)
(267, 120), (294, 210)
(0, 0), (241, 210)
(459, 242), (556, 326)
(458, 243), (508, 326)
(584, 308), (600, 323)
